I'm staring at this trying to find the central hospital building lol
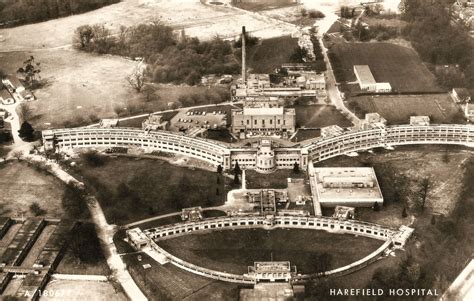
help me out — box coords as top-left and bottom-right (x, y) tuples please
(231, 105), (296, 138)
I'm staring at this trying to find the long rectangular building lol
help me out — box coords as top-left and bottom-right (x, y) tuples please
(310, 167), (383, 207)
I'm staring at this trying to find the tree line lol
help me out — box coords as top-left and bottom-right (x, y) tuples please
(73, 22), (240, 85)
(400, 0), (474, 88)
(0, 0), (120, 27)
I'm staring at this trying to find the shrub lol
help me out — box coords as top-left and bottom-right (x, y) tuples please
(29, 202), (46, 216)
(308, 10), (325, 19)
(82, 151), (106, 167)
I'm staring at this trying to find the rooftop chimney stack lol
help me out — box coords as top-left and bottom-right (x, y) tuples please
(241, 26), (246, 84)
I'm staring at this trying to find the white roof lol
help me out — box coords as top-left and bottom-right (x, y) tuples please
(376, 82), (392, 90)
(243, 107), (284, 116)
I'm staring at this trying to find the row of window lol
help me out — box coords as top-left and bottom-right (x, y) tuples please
(149, 219), (390, 240)
(240, 119), (287, 126)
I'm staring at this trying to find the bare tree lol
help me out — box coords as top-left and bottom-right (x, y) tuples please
(127, 68), (145, 92)
(17, 56), (41, 88)
(12, 151), (23, 161)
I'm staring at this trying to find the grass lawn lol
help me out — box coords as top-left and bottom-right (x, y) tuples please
(0, 161), (65, 218)
(327, 42), (442, 93)
(73, 157), (228, 225)
(201, 128), (234, 143)
(295, 105), (352, 128)
(41, 280), (127, 301)
(245, 36), (299, 74)
(246, 169), (305, 189)
(347, 93), (465, 124)
(159, 229), (383, 274)
(291, 129), (321, 142)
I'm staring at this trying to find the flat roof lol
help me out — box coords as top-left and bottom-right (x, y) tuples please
(0, 89), (12, 99)
(313, 167), (383, 201)
(243, 107), (284, 116)
(354, 65), (376, 84)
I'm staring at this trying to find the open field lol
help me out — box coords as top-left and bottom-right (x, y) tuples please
(246, 36), (299, 74)
(0, 0), (295, 52)
(0, 51), (229, 130)
(41, 279), (127, 301)
(0, 161), (65, 217)
(0, 50), (139, 129)
(159, 228), (383, 274)
(348, 93), (465, 125)
(291, 129), (321, 142)
(73, 157), (227, 225)
(327, 42), (442, 93)
(246, 169), (304, 189)
(295, 104), (352, 128)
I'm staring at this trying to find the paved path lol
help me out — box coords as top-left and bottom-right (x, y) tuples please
(315, 33), (361, 127)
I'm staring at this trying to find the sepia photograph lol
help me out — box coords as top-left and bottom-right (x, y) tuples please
(0, 0), (472, 300)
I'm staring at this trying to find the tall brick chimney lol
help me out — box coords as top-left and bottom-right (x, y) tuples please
(241, 26), (246, 84)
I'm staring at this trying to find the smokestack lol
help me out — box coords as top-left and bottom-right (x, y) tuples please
(241, 26), (246, 84)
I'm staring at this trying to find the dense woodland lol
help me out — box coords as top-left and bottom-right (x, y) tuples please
(0, 0), (120, 26)
(74, 22), (240, 85)
(401, 0), (474, 88)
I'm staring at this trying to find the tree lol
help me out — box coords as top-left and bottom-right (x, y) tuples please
(373, 202), (380, 211)
(217, 164), (223, 174)
(18, 121), (34, 140)
(233, 173), (240, 185)
(73, 25), (94, 49)
(68, 222), (103, 264)
(18, 103), (33, 121)
(29, 202), (46, 216)
(142, 84), (156, 102)
(17, 56), (41, 88)
(82, 151), (106, 167)
(290, 46), (308, 63)
(418, 178), (430, 212)
(62, 183), (89, 218)
(293, 162), (300, 173)
(234, 162), (241, 176)
(127, 68), (145, 92)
